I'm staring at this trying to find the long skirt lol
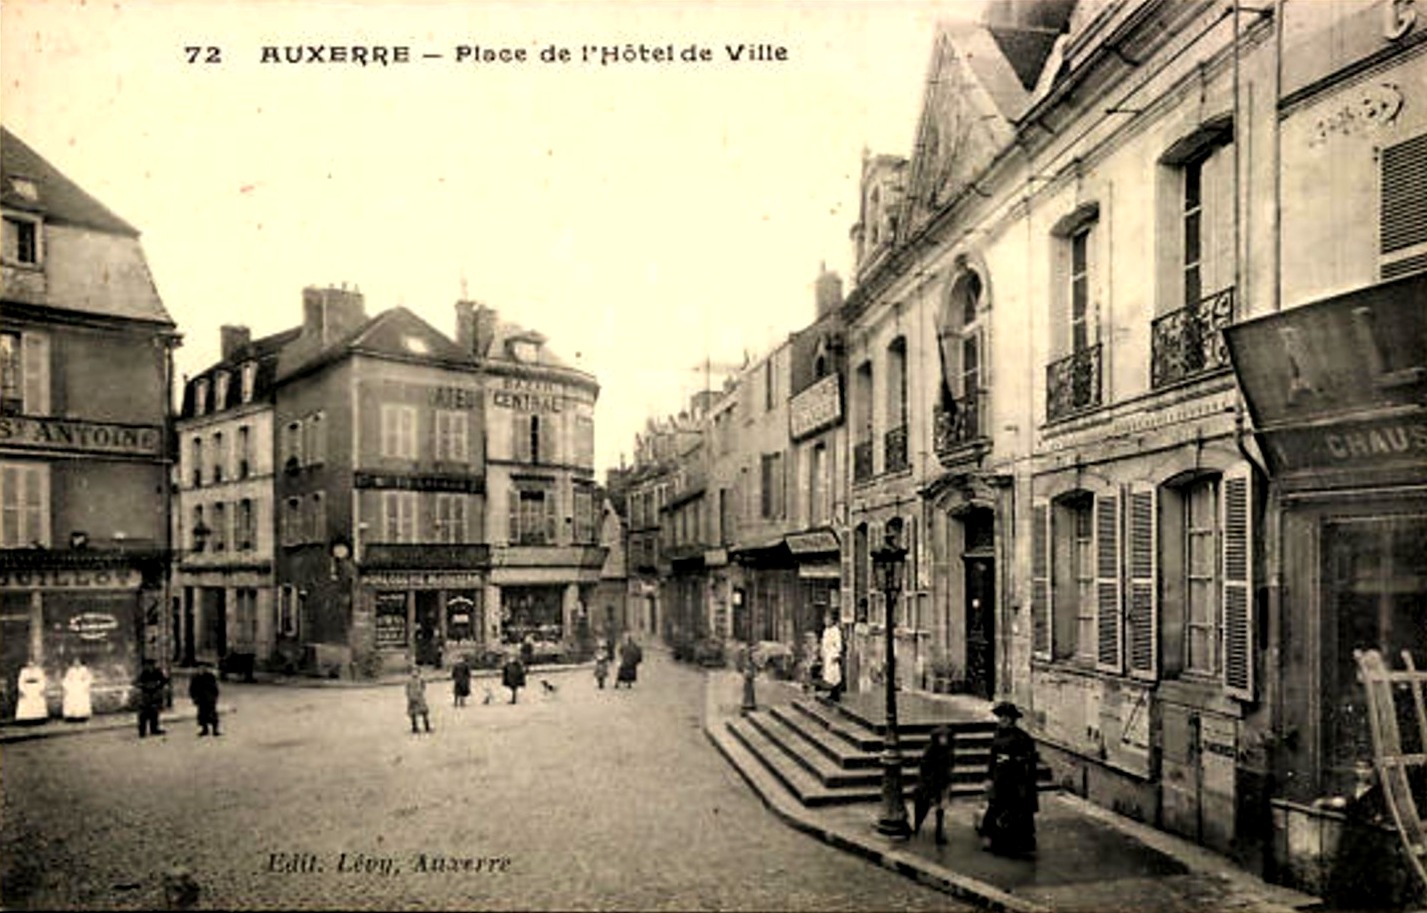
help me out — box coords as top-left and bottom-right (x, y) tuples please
(616, 662), (637, 684)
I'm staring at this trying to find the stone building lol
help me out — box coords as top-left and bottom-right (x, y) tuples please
(0, 127), (178, 716)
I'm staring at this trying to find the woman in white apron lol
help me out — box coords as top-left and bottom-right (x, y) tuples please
(15, 662), (49, 723)
(62, 656), (94, 721)
(820, 611), (844, 702)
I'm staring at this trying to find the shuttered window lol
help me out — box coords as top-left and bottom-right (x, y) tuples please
(1031, 501), (1052, 659)
(1381, 132), (1427, 280)
(1221, 465), (1254, 700)
(0, 330), (50, 416)
(1095, 491), (1123, 673)
(1126, 484), (1158, 679)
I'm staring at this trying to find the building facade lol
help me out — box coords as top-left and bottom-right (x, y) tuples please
(1, 127), (177, 717)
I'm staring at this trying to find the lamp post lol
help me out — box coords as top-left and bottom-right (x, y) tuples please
(871, 529), (911, 839)
(741, 590), (757, 714)
(182, 520), (212, 668)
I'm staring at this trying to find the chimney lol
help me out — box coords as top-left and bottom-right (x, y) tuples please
(455, 301), (475, 353)
(472, 304), (498, 359)
(302, 285), (367, 346)
(220, 325), (251, 361)
(815, 264), (843, 318)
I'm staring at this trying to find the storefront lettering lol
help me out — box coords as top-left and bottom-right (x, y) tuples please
(789, 374), (842, 440)
(365, 572), (484, 588)
(429, 387), (481, 410)
(1324, 422), (1427, 460)
(0, 417), (162, 456)
(68, 612), (120, 640)
(491, 390), (563, 412)
(0, 568), (136, 590)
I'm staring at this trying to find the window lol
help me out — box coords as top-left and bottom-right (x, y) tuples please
(194, 379), (209, 417)
(435, 410), (469, 463)
(1381, 132), (1427, 279)
(382, 491), (416, 543)
(765, 359), (775, 412)
(237, 498), (254, 550)
(380, 405), (417, 460)
(283, 497), (302, 546)
(0, 461), (48, 547)
(240, 361), (257, 404)
(575, 414), (595, 469)
(1045, 494), (1097, 662)
(1070, 228), (1092, 353)
(214, 372), (230, 410)
(212, 432), (225, 483)
(809, 443), (828, 527)
(2, 214), (39, 265)
(192, 503), (206, 552)
(885, 337), (908, 473)
(435, 493), (467, 543)
(283, 421), (303, 469)
(1161, 476), (1222, 678)
(305, 412), (326, 466)
(310, 492), (327, 544)
(574, 487), (595, 544)
(237, 426), (251, 480)
(853, 361), (874, 482)
(211, 502), (227, 552)
(191, 437), (204, 488)
(278, 585), (298, 638)
(510, 489), (556, 545)
(0, 330), (48, 416)
(760, 451), (785, 519)
(530, 415), (542, 463)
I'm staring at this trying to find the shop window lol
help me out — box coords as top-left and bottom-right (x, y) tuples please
(1323, 514), (1427, 797)
(0, 461), (49, 547)
(0, 331), (48, 417)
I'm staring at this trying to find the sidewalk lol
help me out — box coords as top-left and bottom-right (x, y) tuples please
(0, 700), (239, 745)
(703, 669), (1322, 913)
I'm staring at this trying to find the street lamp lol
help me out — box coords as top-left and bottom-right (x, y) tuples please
(871, 528), (911, 839)
(741, 590), (757, 714)
(182, 520), (212, 667)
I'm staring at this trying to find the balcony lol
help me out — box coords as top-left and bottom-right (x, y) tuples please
(853, 439), (874, 484)
(361, 543), (491, 570)
(934, 390), (986, 464)
(1152, 287), (1235, 388)
(1046, 343), (1102, 423)
(883, 424), (909, 474)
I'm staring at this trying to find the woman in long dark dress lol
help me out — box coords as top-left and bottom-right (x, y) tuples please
(977, 701), (1039, 857)
(616, 636), (642, 688)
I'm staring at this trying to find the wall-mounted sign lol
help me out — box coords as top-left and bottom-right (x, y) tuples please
(68, 612), (120, 641)
(785, 530), (840, 555)
(1263, 415), (1427, 474)
(429, 387), (481, 410)
(789, 374), (843, 441)
(0, 417), (162, 457)
(365, 571), (485, 588)
(0, 567), (138, 590)
(354, 472), (484, 493)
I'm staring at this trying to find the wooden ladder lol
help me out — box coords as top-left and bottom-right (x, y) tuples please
(1354, 648), (1427, 891)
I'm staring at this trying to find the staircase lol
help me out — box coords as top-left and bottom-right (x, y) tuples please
(726, 691), (1053, 808)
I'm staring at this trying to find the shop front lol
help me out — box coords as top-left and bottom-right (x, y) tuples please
(1226, 272), (1427, 902)
(361, 569), (488, 670)
(1, 553), (167, 719)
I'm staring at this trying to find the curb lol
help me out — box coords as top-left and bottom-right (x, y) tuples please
(229, 660), (598, 689)
(702, 674), (1047, 913)
(0, 702), (239, 745)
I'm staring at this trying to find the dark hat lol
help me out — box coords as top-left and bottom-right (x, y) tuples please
(992, 701), (1023, 720)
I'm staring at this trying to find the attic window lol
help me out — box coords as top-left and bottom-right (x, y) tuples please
(511, 339), (540, 363)
(9, 177), (38, 201)
(402, 335), (430, 355)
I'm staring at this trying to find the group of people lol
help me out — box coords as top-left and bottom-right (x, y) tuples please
(13, 656), (96, 724)
(403, 633), (645, 733)
(133, 658), (221, 738)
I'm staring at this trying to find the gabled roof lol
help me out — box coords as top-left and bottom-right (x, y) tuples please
(1, 127), (138, 236)
(276, 306), (470, 382)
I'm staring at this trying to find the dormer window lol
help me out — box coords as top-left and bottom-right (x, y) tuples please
(240, 361), (257, 404)
(401, 335), (430, 355)
(194, 379), (209, 417)
(8, 177), (38, 202)
(214, 371), (230, 410)
(511, 339), (539, 363)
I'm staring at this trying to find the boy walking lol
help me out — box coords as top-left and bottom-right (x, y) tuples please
(406, 668), (433, 733)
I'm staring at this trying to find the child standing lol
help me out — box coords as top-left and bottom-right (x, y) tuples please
(405, 668), (432, 733)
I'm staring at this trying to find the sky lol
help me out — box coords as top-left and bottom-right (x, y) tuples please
(2, 0), (982, 478)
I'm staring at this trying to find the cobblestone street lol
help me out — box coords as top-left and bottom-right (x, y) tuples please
(1, 651), (967, 911)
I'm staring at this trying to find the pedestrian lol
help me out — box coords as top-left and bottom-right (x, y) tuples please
(405, 667), (432, 733)
(594, 641), (610, 689)
(135, 658), (169, 737)
(976, 701), (1040, 857)
(502, 650), (526, 704)
(62, 656), (94, 722)
(189, 661), (221, 736)
(451, 654), (472, 708)
(820, 611), (844, 702)
(520, 632), (535, 669)
(913, 726), (954, 844)
(15, 660), (48, 724)
(616, 634), (642, 688)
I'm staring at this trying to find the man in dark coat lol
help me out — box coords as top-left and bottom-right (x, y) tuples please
(977, 701), (1040, 857)
(502, 651), (526, 704)
(913, 726), (954, 844)
(135, 658), (169, 738)
(451, 655), (472, 708)
(188, 661), (221, 736)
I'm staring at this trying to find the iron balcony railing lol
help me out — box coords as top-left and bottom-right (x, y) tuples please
(1046, 342), (1102, 422)
(1151, 286), (1235, 388)
(933, 389), (984, 457)
(883, 423), (909, 473)
(853, 439), (874, 483)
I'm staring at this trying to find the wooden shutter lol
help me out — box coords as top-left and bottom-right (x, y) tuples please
(22, 332), (49, 415)
(1221, 464), (1255, 700)
(1126, 483), (1158, 680)
(1031, 500), (1051, 659)
(513, 414), (529, 462)
(1095, 491), (1123, 672)
(507, 491), (519, 544)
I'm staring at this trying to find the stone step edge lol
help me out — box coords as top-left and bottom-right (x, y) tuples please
(727, 718), (881, 807)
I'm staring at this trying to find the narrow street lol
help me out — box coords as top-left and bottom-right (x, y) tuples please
(1, 651), (968, 911)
